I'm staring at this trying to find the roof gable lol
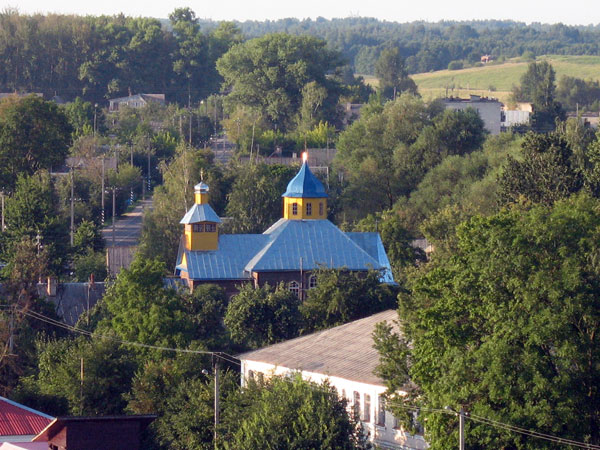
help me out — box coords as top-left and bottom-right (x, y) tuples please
(180, 203), (222, 224)
(245, 219), (382, 272)
(0, 397), (53, 438)
(179, 234), (270, 280)
(239, 310), (399, 385)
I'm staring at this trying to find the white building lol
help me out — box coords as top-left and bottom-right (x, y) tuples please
(238, 310), (427, 450)
(443, 95), (502, 135)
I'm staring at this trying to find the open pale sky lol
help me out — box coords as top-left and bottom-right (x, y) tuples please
(4, 0), (600, 25)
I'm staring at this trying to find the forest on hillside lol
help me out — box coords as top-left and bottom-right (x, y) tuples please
(2, 9), (600, 104)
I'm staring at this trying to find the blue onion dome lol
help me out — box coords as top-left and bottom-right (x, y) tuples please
(282, 161), (328, 198)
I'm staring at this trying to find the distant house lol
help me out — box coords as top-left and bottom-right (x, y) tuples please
(443, 95), (502, 135)
(108, 93), (165, 112)
(0, 396), (53, 443)
(0, 93), (43, 100)
(239, 310), (427, 450)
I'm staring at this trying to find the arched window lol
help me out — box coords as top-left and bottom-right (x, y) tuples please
(309, 275), (317, 289)
(288, 281), (300, 297)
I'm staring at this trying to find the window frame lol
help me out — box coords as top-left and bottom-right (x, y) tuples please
(309, 275), (317, 289)
(364, 393), (371, 422)
(306, 202), (312, 216)
(319, 202), (324, 216)
(288, 281), (300, 297)
(205, 223), (216, 232)
(192, 223), (204, 232)
(292, 203), (298, 215)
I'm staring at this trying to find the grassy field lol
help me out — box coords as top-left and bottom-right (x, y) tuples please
(362, 55), (600, 105)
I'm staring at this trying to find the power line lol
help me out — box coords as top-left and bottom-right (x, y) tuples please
(387, 400), (600, 450)
(22, 309), (240, 366)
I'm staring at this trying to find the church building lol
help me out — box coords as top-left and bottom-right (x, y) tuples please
(175, 155), (394, 298)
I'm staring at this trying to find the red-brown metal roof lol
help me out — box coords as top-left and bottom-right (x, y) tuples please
(0, 397), (53, 437)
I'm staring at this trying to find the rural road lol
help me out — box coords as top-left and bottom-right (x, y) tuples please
(101, 198), (153, 247)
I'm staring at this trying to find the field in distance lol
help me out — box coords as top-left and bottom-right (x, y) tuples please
(362, 55), (600, 106)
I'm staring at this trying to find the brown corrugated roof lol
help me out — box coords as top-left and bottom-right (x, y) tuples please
(239, 310), (399, 386)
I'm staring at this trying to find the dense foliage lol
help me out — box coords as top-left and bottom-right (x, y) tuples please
(375, 194), (600, 449)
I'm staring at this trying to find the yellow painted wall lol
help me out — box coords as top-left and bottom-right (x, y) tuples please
(283, 197), (327, 220)
(194, 192), (209, 204)
(185, 223), (219, 250)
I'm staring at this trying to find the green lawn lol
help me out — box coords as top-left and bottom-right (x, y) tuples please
(410, 55), (600, 103)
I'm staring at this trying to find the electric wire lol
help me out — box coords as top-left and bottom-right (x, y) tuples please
(21, 309), (240, 366)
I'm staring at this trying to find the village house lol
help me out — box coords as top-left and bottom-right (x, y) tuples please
(443, 95), (502, 135)
(238, 310), (427, 450)
(174, 154), (394, 297)
(108, 93), (165, 112)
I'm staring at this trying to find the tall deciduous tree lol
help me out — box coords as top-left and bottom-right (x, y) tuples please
(375, 47), (417, 100)
(217, 33), (343, 131)
(0, 96), (71, 190)
(498, 131), (583, 205)
(221, 375), (368, 450)
(224, 283), (303, 349)
(375, 193), (600, 449)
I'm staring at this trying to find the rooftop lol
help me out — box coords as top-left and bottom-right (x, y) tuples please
(0, 396), (53, 438)
(282, 161), (328, 198)
(239, 310), (399, 386)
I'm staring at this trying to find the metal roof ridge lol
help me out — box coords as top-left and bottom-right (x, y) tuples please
(0, 396), (54, 420)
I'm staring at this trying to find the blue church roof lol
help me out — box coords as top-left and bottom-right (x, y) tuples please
(180, 203), (222, 224)
(177, 219), (394, 283)
(282, 162), (328, 198)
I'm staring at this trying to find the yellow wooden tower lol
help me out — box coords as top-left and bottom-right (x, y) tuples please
(282, 153), (328, 220)
(180, 181), (221, 251)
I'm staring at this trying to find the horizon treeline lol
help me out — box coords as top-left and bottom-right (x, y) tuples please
(3, 9), (600, 105)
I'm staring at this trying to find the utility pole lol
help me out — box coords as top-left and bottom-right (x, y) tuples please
(112, 187), (116, 248)
(214, 355), (220, 449)
(70, 166), (75, 246)
(93, 104), (98, 137)
(101, 158), (105, 225)
(147, 152), (151, 195)
(1, 190), (5, 231)
(459, 408), (465, 450)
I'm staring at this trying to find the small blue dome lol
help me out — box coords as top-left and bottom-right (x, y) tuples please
(282, 161), (328, 198)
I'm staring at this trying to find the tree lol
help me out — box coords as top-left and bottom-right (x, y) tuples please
(224, 283), (303, 349)
(513, 61), (564, 132)
(375, 193), (600, 449)
(1, 171), (69, 274)
(224, 163), (296, 234)
(0, 238), (59, 395)
(221, 374), (368, 449)
(300, 269), (397, 332)
(375, 47), (417, 100)
(16, 336), (137, 416)
(217, 33), (343, 131)
(99, 257), (195, 352)
(498, 131), (583, 205)
(0, 95), (72, 190)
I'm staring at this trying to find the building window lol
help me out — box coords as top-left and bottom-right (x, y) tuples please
(192, 223), (204, 232)
(248, 370), (254, 381)
(393, 414), (400, 429)
(308, 275), (317, 289)
(292, 203), (298, 215)
(353, 391), (361, 419)
(364, 394), (371, 422)
(377, 395), (386, 426)
(319, 202), (324, 216)
(205, 223), (216, 232)
(289, 281), (300, 297)
(306, 202), (312, 216)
